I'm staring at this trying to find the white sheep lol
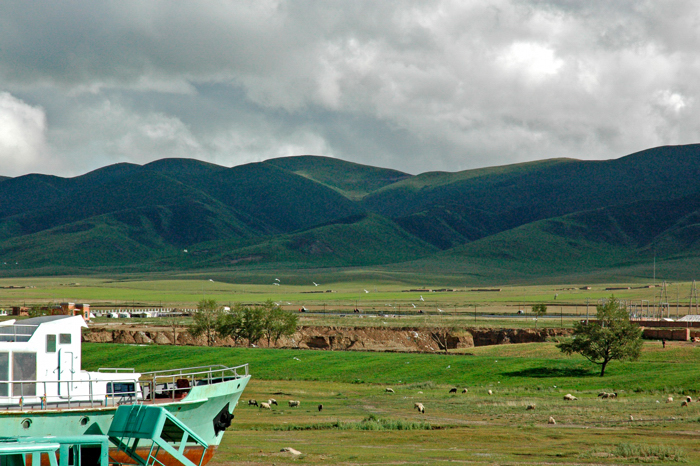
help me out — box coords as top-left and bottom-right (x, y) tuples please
(667, 396), (674, 403)
(385, 388), (395, 393)
(259, 402), (271, 410)
(688, 396), (693, 403)
(526, 404), (536, 410)
(487, 389), (493, 395)
(548, 416), (556, 425)
(414, 402), (425, 413)
(268, 398), (278, 406)
(288, 400), (300, 408)
(563, 394), (577, 401)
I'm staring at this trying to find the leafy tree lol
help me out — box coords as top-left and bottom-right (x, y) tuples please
(218, 303), (266, 347)
(557, 297), (642, 376)
(261, 300), (298, 346)
(531, 303), (547, 329)
(188, 299), (222, 346)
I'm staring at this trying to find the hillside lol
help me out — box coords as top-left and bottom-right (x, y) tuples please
(264, 155), (411, 200)
(1, 145), (700, 282)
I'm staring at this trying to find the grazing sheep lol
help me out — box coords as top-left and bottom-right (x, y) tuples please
(414, 402), (425, 414)
(248, 399), (258, 407)
(688, 396), (693, 403)
(667, 396), (674, 403)
(548, 416), (556, 425)
(449, 387), (457, 393)
(598, 392), (607, 397)
(563, 394), (577, 401)
(385, 388), (395, 393)
(609, 392), (618, 399)
(487, 390), (493, 395)
(526, 404), (536, 410)
(682, 401), (689, 407)
(259, 402), (271, 410)
(288, 400), (300, 408)
(318, 404), (323, 412)
(629, 415), (634, 421)
(462, 388), (468, 394)
(268, 398), (278, 406)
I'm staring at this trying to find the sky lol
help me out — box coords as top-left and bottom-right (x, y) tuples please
(1, 0), (699, 178)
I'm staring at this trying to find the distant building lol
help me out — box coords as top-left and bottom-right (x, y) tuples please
(55, 303), (91, 321)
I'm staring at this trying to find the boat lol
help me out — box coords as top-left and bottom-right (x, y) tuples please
(0, 315), (250, 466)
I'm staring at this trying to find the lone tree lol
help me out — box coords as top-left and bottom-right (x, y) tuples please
(531, 303), (547, 329)
(189, 299), (223, 346)
(557, 297), (642, 376)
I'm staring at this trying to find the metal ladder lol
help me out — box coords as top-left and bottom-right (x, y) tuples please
(108, 405), (209, 466)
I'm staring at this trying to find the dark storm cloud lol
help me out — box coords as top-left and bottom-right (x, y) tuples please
(0, 0), (698, 176)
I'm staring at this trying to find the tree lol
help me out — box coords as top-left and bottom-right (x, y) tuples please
(430, 327), (457, 354)
(557, 297), (642, 377)
(531, 303), (547, 329)
(217, 303), (266, 347)
(188, 299), (223, 346)
(261, 301), (298, 346)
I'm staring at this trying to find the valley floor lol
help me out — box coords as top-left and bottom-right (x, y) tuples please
(215, 378), (700, 465)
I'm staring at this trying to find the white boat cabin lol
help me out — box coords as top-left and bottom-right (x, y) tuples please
(0, 315), (141, 407)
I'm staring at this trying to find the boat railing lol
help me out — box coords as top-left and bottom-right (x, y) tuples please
(0, 363), (249, 410)
(139, 364), (249, 403)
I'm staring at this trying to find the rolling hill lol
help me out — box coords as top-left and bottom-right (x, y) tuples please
(1, 144), (699, 283)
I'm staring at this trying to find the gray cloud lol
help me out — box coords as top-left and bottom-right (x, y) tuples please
(0, 0), (698, 177)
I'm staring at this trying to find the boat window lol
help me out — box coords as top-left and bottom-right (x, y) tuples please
(107, 382), (135, 395)
(46, 334), (57, 353)
(0, 352), (8, 396)
(12, 352), (36, 396)
(60, 334), (71, 344)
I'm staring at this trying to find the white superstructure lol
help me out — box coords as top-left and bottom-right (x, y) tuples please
(0, 315), (141, 407)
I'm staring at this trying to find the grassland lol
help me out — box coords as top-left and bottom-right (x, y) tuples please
(84, 342), (700, 464)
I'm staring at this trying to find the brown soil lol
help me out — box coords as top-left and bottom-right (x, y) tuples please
(82, 324), (571, 353)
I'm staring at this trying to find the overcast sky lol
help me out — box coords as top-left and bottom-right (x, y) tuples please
(1, 1), (698, 177)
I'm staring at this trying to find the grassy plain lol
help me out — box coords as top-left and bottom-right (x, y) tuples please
(0, 276), (694, 321)
(84, 342), (700, 464)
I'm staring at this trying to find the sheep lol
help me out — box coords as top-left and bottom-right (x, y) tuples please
(288, 400), (300, 408)
(449, 387), (457, 393)
(598, 392), (607, 397)
(462, 388), (468, 394)
(248, 399), (258, 407)
(609, 393), (618, 399)
(268, 398), (278, 406)
(526, 404), (536, 410)
(414, 402), (425, 413)
(688, 396), (693, 403)
(385, 388), (395, 393)
(682, 401), (689, 407)
(487, 390), (493, 395)
(629, 414), (634, 421)
(667, 396), (674, 403)
(563, 394), (577, 401)
(548, 416), (556, 425)
(259, 402), (271, 410)
(318, 404), (323, 412)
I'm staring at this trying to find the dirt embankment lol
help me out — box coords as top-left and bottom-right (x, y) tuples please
(83, 325), (572, 352)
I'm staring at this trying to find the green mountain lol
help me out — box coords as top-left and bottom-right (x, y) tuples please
(1, 145), (700, 282)
(264, 155), (410, 200)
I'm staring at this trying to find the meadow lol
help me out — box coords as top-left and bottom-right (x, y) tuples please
(1, 276), (694, 324)
(84, 342), (700, 464)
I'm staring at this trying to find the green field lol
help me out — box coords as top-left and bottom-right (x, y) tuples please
(84, 342), (700, 464)
(0, 277), (692, 318)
